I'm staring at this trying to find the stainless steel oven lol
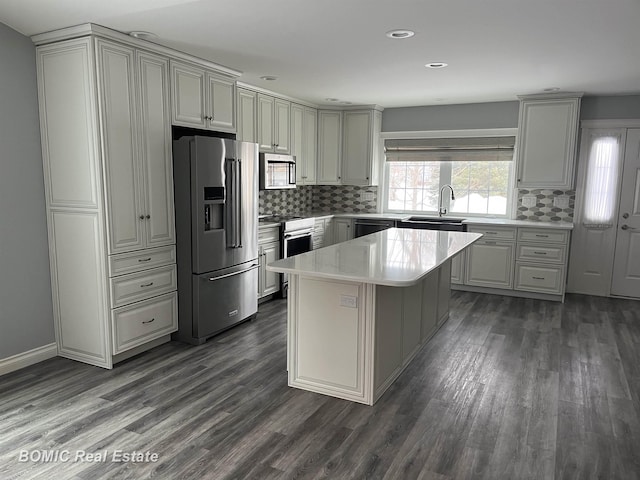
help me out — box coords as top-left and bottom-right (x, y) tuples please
(281, 217), (314, 297)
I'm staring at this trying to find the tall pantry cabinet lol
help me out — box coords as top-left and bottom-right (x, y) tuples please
(35, 33), (178, 368)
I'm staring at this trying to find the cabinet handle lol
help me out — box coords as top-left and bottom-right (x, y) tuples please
(140, 282), (154, 288)
(532, 276), (545, 280)
(533, 251), (547, 255)
(138, 257), (152, 263)
(485, 231), (497, 235)
(535, 234), (549, 238)
(145, 215), (151, 219)
(485, 241), (497, 245)
(139, 215), (145, 220)
(142, 318), (155, 324)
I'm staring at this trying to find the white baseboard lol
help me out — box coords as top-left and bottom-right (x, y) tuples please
(0, 343), (57, 376)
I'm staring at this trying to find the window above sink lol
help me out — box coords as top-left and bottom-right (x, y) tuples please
(381, 130), (517, 218)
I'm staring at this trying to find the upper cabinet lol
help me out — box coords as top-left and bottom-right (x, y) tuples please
(317, 106), (383, 186)
(291, 103), (317, 185)
(96, 39), (175, 254)
(342, 109), (382, 186)
(257, 94), (291, 153)
(317, 110), (343, 184)
(171, 60), (236, 133)
(237, 87), (257, 143)
(515, 94), (582, 189)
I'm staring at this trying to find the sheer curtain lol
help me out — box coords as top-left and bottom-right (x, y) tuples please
(583, 135), (620, 227)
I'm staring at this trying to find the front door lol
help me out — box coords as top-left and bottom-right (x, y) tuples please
(611, 129), (640, 297)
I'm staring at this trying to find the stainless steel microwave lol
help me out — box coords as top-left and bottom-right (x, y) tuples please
(259, 153), (296, 189)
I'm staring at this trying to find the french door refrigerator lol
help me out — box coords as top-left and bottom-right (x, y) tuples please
(173, 136), (259, 344)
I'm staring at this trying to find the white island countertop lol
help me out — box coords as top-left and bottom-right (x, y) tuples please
(267, 228), (482, 287)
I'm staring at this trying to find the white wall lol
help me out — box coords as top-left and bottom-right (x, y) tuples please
(0, 22), (55, 359)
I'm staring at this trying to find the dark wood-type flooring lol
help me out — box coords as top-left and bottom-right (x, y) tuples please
(1, 292), (640, 479)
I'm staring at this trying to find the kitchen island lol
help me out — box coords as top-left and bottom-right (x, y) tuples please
(267, 228), (482, 405)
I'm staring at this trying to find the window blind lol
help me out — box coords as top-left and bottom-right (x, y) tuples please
(384, 136), (516, 162)
(583, 135), (620, 228)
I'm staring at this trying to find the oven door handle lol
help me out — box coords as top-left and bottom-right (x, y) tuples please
(284, 231), (312, 240)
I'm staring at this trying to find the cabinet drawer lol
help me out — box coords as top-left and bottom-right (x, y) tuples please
(515, 263), (565, 295)
(516, 243), (567, 264)
(112, 292), (177, 354)
(108, 246), (176, 277)
(467, 225), (516, 240)
(517, 228), (569, 244)
(110, 264), (177, 308)
(259, 226), (280, 244)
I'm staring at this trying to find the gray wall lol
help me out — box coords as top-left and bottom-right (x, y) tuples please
(581, 95), (640, 120)
(382, 101), (520, 132)
(0, 22), (55, 359)
(382, 96), (640, 133)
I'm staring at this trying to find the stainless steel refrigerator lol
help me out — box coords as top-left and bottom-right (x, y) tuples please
(172, 136), (259, 345)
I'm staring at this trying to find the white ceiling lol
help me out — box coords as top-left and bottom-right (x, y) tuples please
(2, 0), (639, 108)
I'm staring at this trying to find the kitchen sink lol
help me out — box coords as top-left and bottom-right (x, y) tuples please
(397, 216), (468, 232)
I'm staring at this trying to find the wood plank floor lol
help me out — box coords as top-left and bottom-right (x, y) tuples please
(1, 292), (640, 479)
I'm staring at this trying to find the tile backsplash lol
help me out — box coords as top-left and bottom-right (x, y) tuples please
(258, 185), (378, 215)
(260, 185), (573, 222)
(516, 189), (574, 222)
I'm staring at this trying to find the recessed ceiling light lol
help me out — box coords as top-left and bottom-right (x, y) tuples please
(129, 31), (158, 40)
(325, 98), (339, 102)
(386, 29), (415, 39)
(260, 75), (277, 81)
(425, 62), (448, 69)
(543, 87), (560, 92)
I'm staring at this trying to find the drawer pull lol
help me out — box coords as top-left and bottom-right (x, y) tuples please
(485, 231), (497, 235)
(138, 257), (152, 263)
(533, 251), (547, 255)
(532, 276), (545, 280)
(142, 318), (155, 324)
(485, 241), (497, 245)
(535, 234), (549, 238)
(140, 282), (154, 288)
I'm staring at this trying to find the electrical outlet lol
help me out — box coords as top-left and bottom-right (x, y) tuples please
(522, 195), (536, 208)
(554, 196), (569, 209)
(362, 192), (374, 201)
(339, 295), (358, 308)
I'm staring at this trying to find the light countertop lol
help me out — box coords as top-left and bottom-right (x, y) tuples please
(267, 228), (482, 287)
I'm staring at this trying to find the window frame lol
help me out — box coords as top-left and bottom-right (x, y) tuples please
(379, 128), (519, 218)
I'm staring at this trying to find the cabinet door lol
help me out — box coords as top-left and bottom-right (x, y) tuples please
(262, 242), (280, 296)
(207, 73), (235, 132)
(303, 107), (318, 184)
(333, 219), (353, 244)
(257, 94), (274, 152)
(516, 97), (580, 189)
(137, 51), (175, 248)
(96, 40), (145, 254)
(170, 62), (206, 128)
(317, 111), (342, 184)
(274, 98), (290, 154)
(237, 88), (257, 143)
(451, 251), (465, 285)
(291, 104), (305, 183)
(342, 110), (372, 185)
(465, 241), (515, 289)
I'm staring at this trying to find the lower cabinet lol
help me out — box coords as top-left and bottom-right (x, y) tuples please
(259, 241), (281, 298)
(465, 240), (515, 289)
(258, 224), (281, 298)
(333, 218), (353, 244)
(455, 224), (571, 300)
(313, 217), (333, 249)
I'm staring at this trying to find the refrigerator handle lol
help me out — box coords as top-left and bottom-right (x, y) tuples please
(237, 158), (243, 248)
(225, 159), (237, 248)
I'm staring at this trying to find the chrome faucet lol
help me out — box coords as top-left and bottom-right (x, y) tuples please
(438, 184), (455, 217)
